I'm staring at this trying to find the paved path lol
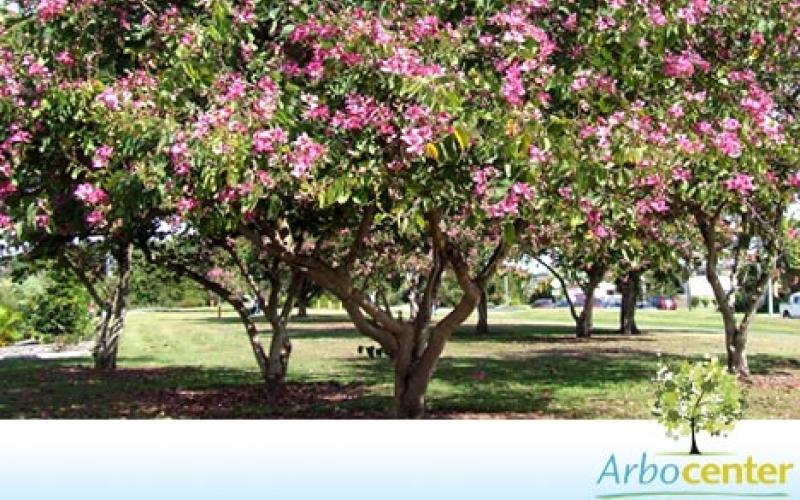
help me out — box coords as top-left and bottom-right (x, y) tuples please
(0, 341), (92, 362)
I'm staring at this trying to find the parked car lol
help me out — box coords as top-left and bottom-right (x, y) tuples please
(603, 297), (623, 309)
(649, 296), (678, 310)
(780, 292), (800, 318)
(531, 298), (555, 308)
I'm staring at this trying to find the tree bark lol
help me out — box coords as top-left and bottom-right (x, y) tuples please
(575, 270), (603, 338)
(697, 215), (760, 377)
(297, 299), (308, 318)
(92, 244), (133, 371)
(476, 290), (489, 336)
(619, 271), (641, 336)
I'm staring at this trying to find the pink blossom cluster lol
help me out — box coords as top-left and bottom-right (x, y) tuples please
(0, 180), (16, 199)
(409, 16), (441, 41)
(570, 69), (617, 95)
(92, 145), (113, 169)
(677, 0), (711, 25)
(252, 75), (280, 120)
(712, 131), (743, 159)
(290, 134), (326, 178)
(399, 125), (434, 156)
(579, 199), (611, 239)
(74, 182), (107, 205)
(472, 166), (499, 197)
(330, 94), (393, 135)
(502, 64), (525, 107)
(253, 127), (288, 155)
(37, 0), (68, 22)
(379, 48), (443, 78)
(486, 182), (534, 218)
(169, 140), (191, 175)
(663, 50), (710, 79)
(787, 172), (800, 189)
(723, 173), (755, 196)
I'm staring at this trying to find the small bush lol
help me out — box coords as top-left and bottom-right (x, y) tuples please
(18, 272), (92, 344)
(0, 305), (23, 346)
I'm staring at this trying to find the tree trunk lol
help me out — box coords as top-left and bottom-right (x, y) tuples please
(576, 287), (596, 338)
(265, 314), (292, 384)
(392, 337), (432, 419)
(232, 306), (272, 383)
(476, 290), (489, 336)
(576, 310), (592, 338)
(620, 271), (641, 336)
(297, 300), (308, 318)
(92, 244), (133, 371)
(690, 418), (700, 455)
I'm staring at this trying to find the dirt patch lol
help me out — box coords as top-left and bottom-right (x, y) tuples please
(744, 373), (800, 391)
(10, 366), (378, 419)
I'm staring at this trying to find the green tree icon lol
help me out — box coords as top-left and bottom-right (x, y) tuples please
(653, 357), (744, 455)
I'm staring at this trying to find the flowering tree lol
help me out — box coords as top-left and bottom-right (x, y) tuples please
(644, 2), (800, 375)
(3, 0), (798, 413)
(144, 232), (302, 384)
(0, 2), (178, 369)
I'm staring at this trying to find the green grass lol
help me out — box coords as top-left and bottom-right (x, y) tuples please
(1, 307), (798, 418)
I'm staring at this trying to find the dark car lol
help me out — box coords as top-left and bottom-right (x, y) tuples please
(531, 298), (555, 308)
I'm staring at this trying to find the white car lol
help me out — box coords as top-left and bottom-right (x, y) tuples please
(780, 292), (800, 319)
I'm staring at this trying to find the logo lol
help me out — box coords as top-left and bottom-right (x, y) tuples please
(596, 452), (794, 498)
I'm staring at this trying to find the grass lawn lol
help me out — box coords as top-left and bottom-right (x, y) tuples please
(1, 307), (798, 418)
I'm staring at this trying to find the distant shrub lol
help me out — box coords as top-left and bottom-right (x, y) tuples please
(0, 305), (23, 346)
(18, 271), (92, 343)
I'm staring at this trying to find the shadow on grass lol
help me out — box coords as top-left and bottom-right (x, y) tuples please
(3, 333), (798, 419)
(0, 359), (374, 419)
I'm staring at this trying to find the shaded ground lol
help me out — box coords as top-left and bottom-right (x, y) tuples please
(1, 308), (799, 419)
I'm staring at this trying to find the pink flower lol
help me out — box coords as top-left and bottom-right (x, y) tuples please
(37, 0), (67, 22)
(253, 128), (288, 154)
(663, 50), (709, 79)
(723, 173), (755, 196)
(97, 88), (120, 111)
(35, 214), (49, 228)
(713, 131), (743, 158)
(399, 126), (433, 156)
(529, 145), (550, 163)
(558, 186), (572, 199)
(787, 172), (800, 188)
(672, 167), (692, 182)
(647, 6), (668, 26)
(562, 13), (578, 30)
(290, 134), (325, 178)
(721, 118), (741, 131)
(502, 64), (525, 107)
(668, 103), (684, 118)
(0, 213), (12, 230)
(55, 51), (75, 66)
(85, 210), (106, 227)
(176, 197), (197, 214)
(74, 183), (108, 205)
(379, 48), (442, 78)
(92, 145), (113, 169)
(0, 180), (16, 198)
(592, 225), (610, 239)
(472, 166), (498, 197)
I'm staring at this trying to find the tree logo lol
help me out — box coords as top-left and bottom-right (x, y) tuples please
(653, 356), (744, 455)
